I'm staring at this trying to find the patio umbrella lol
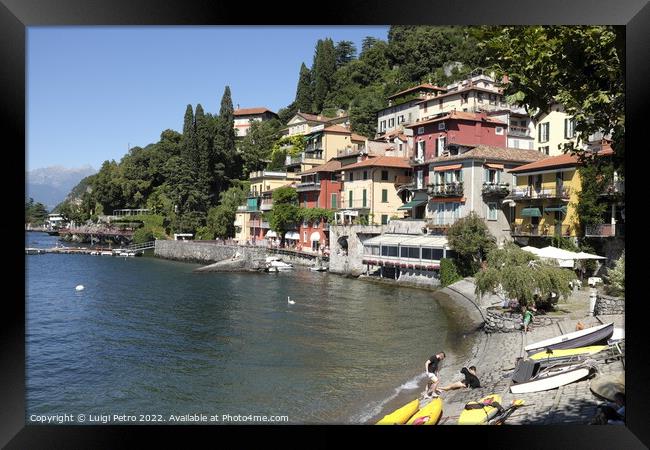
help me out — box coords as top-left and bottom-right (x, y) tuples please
(574, 251), (607, 260)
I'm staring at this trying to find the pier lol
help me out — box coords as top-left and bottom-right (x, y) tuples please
(25, 241), (155, 257)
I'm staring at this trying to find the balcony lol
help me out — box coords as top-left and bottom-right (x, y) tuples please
(508, 186), (571, 200)
(427, 182), (464, 197)
(249, 220), (270, 229)
(508, 126), (531, 137)
(409, 156), (426, 166)
(585, 223), (624, 238)
(394, 175), (412, 186)
(511, 224), (572, 237)
(296, 181), (321, 192)
(236, 205), (248, 212)
(602, 180), (625, 196)
(482, 182), (510, 197)
(260, 200), (274, 211)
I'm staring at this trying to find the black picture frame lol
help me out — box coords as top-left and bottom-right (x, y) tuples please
(5, 0), (648, 447)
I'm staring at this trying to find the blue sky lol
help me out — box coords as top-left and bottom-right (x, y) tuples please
(27, 26), (389, 171)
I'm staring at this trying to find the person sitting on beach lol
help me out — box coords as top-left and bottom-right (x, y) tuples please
(424, 352), (446, 398)
(439, 366), (481, 391)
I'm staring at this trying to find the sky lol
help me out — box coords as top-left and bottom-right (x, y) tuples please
(27, 26), (389, 171)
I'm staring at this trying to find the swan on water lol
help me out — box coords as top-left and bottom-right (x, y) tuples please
(288, 296), (295, 305)
(75, 285), (84, 291)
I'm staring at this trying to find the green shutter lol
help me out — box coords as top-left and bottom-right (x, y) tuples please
(564, 118), (568, 139)
(382, 189), (388, 202)
(331, 193), (337, 209)
(349, 190), (353, 206)
(362, 189), (367, 208)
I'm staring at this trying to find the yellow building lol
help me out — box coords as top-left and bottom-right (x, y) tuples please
(533, 104), (578, 156)
(507, 146), (615, 239)
(336, 156), (412, 225)
(234, 170), (299, 244)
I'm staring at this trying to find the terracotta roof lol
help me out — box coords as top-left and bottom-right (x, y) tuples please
(351, 133), (368, 142)
(387, 83), (447, 99)
(508, 147), (614, 173)
(297, 159), (342, 175)
(428, 145), (548, 165)
(297, 112), (335, 123)
(341, 156), (411, 170)
(234, 107), (276, 116)
(407, 110), (507, 127)
(323, 124), (352, 134)
(415, 85), (504, 105)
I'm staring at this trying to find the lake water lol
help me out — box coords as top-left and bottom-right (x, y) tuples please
(25, 232), (476, 424)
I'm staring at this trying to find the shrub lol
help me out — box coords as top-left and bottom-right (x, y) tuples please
(440, 258), (462, 287)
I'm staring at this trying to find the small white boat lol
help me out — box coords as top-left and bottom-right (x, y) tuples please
(524, 322), (614, 354)
(100, 251), (113, 256)
(509, 360), (597, 394)
(310, 266), (327, 272)
(266, 258), (293, 271)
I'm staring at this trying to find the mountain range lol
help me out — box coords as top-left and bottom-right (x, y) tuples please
(26, 165), (96, 211)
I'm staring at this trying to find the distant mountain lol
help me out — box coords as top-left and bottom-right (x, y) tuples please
(26, 165), (96, 211)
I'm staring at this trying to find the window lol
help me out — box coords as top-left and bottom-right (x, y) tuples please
(398, 143), (403, 152)
(389, 118), (395, 128)
(461, 93), (468, 104)
(539, 146), (549, 155)
(397, 115), (404, 124)
(417, 127), (424, 135)
(477, 92), (483, 103)
(362, 189), (367, 208)
(400, 247), (420, 259)
(485, 168), (500, 183)
(436, 136), (446, 157)
(381, 245), (398, 257)
(424, 103), (428, 113)
(422, 248), (444, 260)
(489, 94), (497, 105)
(416, 170), (424, 189)
(365, 245), (380, 255)
(538, 122), (550, 143)
(304, 231), (307, 242)
(564, 118), (575, 139)
(348, 172), (354, 182)
(381, 170), (389, 181)
(417, 140), (425, 160)
(438, 99), (443, 109)
(331, 193), (337, 209)
(363, 171), (368, 180)
(349, 190), (353, 206)
(381, 214), (389, 225)
(382, 189), (388, 203)
(487, 202), (498, 221)
(380, 120), (386, 131)
(438, 122), (446, 130)
(495, 127), (504, 135)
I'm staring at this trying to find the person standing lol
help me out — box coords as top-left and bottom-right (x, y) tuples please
(424, 352), (446, 397)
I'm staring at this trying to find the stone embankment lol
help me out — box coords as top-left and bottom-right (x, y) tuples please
(594, 293), (625, 316)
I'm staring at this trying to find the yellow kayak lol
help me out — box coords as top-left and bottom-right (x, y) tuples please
(458, 394), (502, 425)
(529, 345), (607, 361)
(376, 399), (420, 425)
(406, 397), (443, 425)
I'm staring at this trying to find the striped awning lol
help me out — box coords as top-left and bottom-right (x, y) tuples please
(433, 164), (462, 172)
(521, 207), (542, 217)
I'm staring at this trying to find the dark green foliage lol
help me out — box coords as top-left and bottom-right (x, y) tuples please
(605, 251), (624, 296)
(475, 243), (576, 308)
(551, 235), (579, 252)
(447, 212), (497, 276)
(298, 207), (334, 224)
(311, 38), (337, 113)
(267, 186), (300, 244)
(574, 162), (616, 228)
(239, 119), (282, 177)
(206, 181), (250, 239)
(440, 258), (462, 287)
(335, 40), (357, 67)
(349, 86), (386, 138)
(25, 198), (49, 225)
(213, 86), (241, 194)
(294, 63), (313, 113)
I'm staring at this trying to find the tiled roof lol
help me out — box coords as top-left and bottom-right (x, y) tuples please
(508, 147), (614, 173)
(428, 145), (549, 165)
(415, 85), (504, 105)
(387, 83), (447, 99)
(351, 133), (368, 141)
(323, 124), (352, 134)
(297, 112), (335, 123)
(341, 156), (411, 170)
(234, 107), (276, 116)
(297, 159), (342, 175)
(407, 111), (507, 128)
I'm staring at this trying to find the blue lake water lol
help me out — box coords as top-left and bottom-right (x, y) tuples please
(25, 232), (474, 424)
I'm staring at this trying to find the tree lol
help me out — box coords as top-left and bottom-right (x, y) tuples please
(475, 243), (576, 309)
(349, 85), (386, 138)
(335, 40), (357, 67)
(447, 212), (497, 276)
(605, 251), (625, 296)
(294, 63), (313, 113)
(194, 103), (213, 200)
(311, 38), (337, 113)
(25, 198), (49, 225)
(206, 181), (250, 239)
(213, 86), (240, 195)
(267, 186), (300, 246)
(181, 104), (197, 171)
(480, 26), (624, 171)
(239, 119), (281, 177)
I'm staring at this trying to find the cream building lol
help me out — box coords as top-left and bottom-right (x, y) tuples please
(532, 104), (578, 156)
(286, 125), (366, 173)
(336, 156), (412, 225)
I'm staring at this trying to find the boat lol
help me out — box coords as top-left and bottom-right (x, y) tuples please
(529, 345), (608, 364)
(100, 251), (113, 256)
(265, 256), (293, 271)
(458, 394), (503, 425)
(524, 322), (614, 354)
(310, 265), (327, 272)
(406, 397), (443, 425)
(376, 399), (420, 425)
(509, 359), (597, 394)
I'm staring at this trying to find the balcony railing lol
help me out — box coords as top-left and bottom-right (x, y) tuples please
(508, 126), (531, 137)
(508, 186), (571, 200)
(585, 223), (624, 238)
(482, 182), (510, 196)
(296, 181), (321, 192)
(427, 182), (464, 197)
(260, 200), (274, 211)
(511, 224), (572, 237)
(249, 220), (270, 229)
(427, 216), (460, 227)
(602, 180), (625, 196)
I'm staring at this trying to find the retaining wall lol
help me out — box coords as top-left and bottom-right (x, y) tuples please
(594, 293), (625, 316)
(154, 240), (265, 263)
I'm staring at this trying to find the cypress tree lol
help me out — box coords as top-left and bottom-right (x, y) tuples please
(294, 63), (313, 113)
(194, 104), (212, 200)
(311, 38), (336, 113)
(181, 104), (196, 168)
(213, 86), (239, 196)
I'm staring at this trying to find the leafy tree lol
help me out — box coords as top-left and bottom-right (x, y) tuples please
(298, 207), (334, 224)
(25, 198), (49, 225)
(335, 40), (357, 67)
(239, 119), (281, 177)
(349, 85), (386, 138)
(267, 135), (305, 171)
(479, 26), (624, 171)
(181, 104), (197, 171)
(267, 186), (300, 245)
(213, 86), (240, 195)
(361, 36), (380, 55)
(605, 251), (625, 296)
(194, 103), (213, 199)
(206, 181), (250, 239)
(574, 162), (616, 228)
(311, 38), (337, 113)
(475, 243), (576, 309)
(440, 258), (463, 287)
(92, 160), (124, 215)
(447, 212), (497, 276)
(294, 63), (313, 113)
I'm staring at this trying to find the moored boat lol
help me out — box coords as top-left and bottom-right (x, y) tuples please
(524, 322), (614, 354)
(509, 359), (597, 394)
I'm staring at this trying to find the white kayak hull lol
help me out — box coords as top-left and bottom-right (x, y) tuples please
(510, 367), (592, 394)
(524, 322), (614, 354)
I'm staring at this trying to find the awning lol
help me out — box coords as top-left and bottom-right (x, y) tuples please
(521, 207), (542, 217)
(310, 231), (321, 241)
(398, 199), (428, 210)
(485, 163), (504, 169)
(285, 231), (299, 240)
(544, 205), (567, 214)
(266, 230), (277, 238)
(433, 164), (462, 172)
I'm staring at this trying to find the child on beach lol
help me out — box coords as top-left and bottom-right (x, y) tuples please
(424, 352), (446, 398)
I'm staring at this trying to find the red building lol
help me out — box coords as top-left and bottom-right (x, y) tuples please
(296, 159), (342, 252)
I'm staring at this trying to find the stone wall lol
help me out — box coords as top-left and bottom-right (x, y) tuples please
(594, 293), (625, 316)
(154, 240), (265, 264)
(483, 306), (557, 333)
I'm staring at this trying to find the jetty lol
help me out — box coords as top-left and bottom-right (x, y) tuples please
(25, 241), (155, 257)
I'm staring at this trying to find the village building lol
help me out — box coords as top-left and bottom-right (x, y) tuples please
(233, 107), (278, 137)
